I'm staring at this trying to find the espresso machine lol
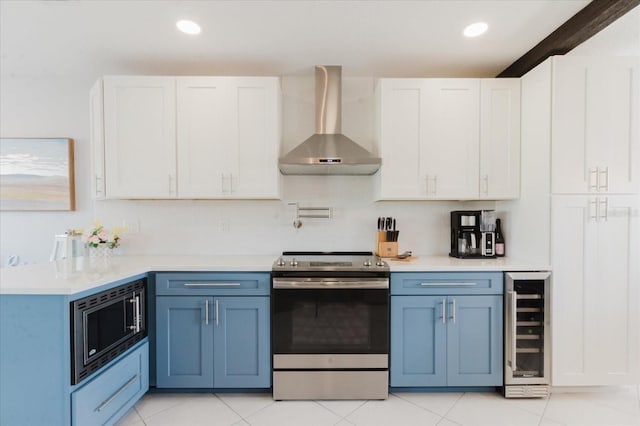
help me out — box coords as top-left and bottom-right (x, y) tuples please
(450, 210), (496, 258)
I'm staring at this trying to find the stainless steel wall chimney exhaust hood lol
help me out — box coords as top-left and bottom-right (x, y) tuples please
(279, 66), (381, 175)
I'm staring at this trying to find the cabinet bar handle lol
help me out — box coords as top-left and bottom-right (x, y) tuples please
(215, 299), (219, 326)
(599, 198), (608, 222)
(95, 175), (104, 195)
(168, 174), (174, 194)
(95, 375), (138, 412)
(230, 174), (235, 194)
(589, 199), (598, 221)
(441, 298), (446, 324)
(221, 173), (227, 194)
(183, 282), (242, 287)
(482, 175), (489, 195)
(433, 175), (438, 195)
(599, 167), (609, 192)
(420, 282), (477, 287)
(588, 167), (599, 191)
(205, 299), (209, 325)
(450, 298), (456, 324)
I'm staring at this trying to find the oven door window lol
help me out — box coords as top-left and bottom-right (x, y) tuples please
(273, 289), (388, 354)
(84, 296), (132, 363)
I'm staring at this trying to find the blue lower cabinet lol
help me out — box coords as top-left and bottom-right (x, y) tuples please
(391, 295), (502, 388)
(156, 297), (214, 388)
(390, 296), (447, 386)
(72, 342), (149, 426)
(446, 295), (503, 386)
(156, 296), (270, 389)
(213, 297), (271, 388)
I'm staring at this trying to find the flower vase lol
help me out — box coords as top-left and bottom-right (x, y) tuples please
(89, 244), (113, 258)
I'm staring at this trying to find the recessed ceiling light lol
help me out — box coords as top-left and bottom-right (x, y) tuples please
(176, 20), (201, 35)
(463, 22), (488, 38)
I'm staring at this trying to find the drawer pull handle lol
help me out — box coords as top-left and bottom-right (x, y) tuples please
(95, 375), (138, 412)
(419, 282), (478, 287)
(183, 282), (242, 287)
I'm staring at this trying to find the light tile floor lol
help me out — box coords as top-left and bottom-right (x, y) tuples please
(117, 386), (640, 426)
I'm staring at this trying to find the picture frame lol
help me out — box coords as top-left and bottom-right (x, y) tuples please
(0, 138), (76, 211)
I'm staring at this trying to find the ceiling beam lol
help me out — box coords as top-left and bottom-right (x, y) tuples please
(497, 0), (640, 77)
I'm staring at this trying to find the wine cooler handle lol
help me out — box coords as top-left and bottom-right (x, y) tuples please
(507, 290), (517, 372)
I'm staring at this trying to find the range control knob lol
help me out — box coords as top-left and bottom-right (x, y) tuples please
(277, 257), (286, 267)
(376, 258), (385, 267)
(290, 258), (298, 267)
(363, 259), (372, 267)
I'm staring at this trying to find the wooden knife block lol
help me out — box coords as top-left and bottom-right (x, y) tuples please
(376, 231), (398, 258)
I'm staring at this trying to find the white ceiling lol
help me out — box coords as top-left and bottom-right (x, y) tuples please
(0, 0), (594, 79)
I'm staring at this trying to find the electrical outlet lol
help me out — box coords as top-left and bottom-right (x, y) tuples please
(122, 218), (140, 234)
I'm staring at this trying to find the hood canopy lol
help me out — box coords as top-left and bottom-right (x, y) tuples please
(279, 65), (381, 175)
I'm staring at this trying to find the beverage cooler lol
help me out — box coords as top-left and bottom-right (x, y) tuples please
(504, 272), (551, 398)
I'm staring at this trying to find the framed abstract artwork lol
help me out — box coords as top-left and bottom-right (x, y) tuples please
(0, 138), (76, 211)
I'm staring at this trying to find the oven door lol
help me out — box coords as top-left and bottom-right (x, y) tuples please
(272, 277), (389, 355)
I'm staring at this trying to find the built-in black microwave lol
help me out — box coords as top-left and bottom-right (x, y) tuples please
(70, 278), (146, 385)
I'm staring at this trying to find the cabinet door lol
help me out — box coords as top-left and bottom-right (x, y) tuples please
(176, 77), (234, 197)
(446, 295), (503, 386)
(591, 195), (639, 384)
(479, 79), (521, 199)
(230, 78), (281, 198)
(551, 195), (639, 385)
(89, 79), (106, 199)
(550, 195), (596, 385)
(103, 76), (176, 198)
(156, 297), (213, 388)
(213, 297), (271, 388)
(376, 79), (426, 199)
(552, 56), (639, 194)
(390, 296), (447, 387)
(423, 79), (480, 200)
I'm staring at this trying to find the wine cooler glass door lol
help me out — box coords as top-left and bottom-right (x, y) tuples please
(505, 272), (551, 385)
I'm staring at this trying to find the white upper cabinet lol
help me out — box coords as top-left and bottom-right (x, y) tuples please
(95, 76), (281, 199)
(480, 79), (521, 199)
(228, 78), (281, 198)
(176, 77), (231, 198)
(422, 79), (480, 200)
(552, 56), (639, 194)
(89, 79), (106, 200)
(103, 76), (177, 198)
(376, 78), (520, 200)
(376, 79), (425, 199)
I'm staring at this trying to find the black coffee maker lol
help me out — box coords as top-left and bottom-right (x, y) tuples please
(450, 210), (496, 258)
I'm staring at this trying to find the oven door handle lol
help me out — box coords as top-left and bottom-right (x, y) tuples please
(272, 278), (389, 289)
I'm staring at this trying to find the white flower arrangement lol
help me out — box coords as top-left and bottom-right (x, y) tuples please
(84, 220), (127, 249)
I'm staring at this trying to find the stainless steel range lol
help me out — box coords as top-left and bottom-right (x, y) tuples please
(271, 251), (390, 400)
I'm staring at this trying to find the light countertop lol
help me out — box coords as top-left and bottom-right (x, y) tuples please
(0, 254), (550, 296)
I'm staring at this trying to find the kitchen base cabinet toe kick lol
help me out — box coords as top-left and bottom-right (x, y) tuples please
(390, 272), (503, 389)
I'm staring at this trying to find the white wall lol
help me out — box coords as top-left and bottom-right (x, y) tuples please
(1, 72), (493, 265)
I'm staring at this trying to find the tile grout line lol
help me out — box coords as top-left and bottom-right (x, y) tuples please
(313, 399), (368, 422)
(133, 405), (148, 426)
(439, 391), (466, 425)
(536, 393), (553, 426)
(391, 391), (454, 421)
(214, 393), (275, 424)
